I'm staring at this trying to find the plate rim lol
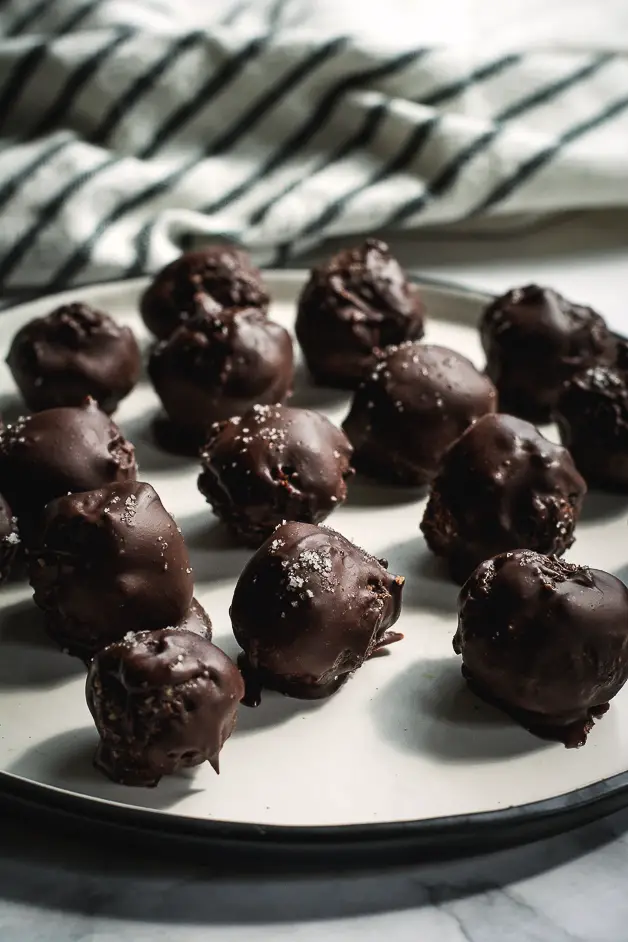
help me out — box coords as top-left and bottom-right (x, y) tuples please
(2, 271), (626, 865)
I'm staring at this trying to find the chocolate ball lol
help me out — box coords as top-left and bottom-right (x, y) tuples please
(480, 284), (616, 422)
(455, 550), (628, 746)
(231, 521), (405, 702)
(555, 364), (628, 491)
(0, 493), (19, 584)
(6, 303), (141, 414)
(296, 239), (425, 389)
(342, 342), (497, 486)
(87, 628), (243, 786)
(0, 398), (136, 547)
(175, 597), (212, 640)
(148, 307), (294, 454)
(421, 413), (586, 584)
(140, 246), (269, 340)
(198, 404), (354, 546)
(30, 481), (194, 661)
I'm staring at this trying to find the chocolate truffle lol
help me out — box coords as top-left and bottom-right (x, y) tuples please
(421, 413), (586, 584)
(0, 493), (19, 584)
(175, 597), (213, 640)
(555, 364), (628, 491)
(455, 550), (628, 746)
(198, 404), (354, 546)
(480, 284), (616, 422)
(231, 521), (405, 702)
(342, 342), (497, 486)
(87, 628), (243, 786)
(6, 303), (141, 414)
(296, 239), (425, 389)
(148, 307), (294, 454)
(30, 481), (194, 661)
(140, 246), (269, 340)
(0, 398), (136, 547)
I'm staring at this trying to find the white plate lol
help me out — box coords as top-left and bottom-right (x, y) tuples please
(1, 273), (628, 859)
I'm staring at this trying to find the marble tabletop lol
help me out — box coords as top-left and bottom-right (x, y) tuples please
(1, 208), (628, 942)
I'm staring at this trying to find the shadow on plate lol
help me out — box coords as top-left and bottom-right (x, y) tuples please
(234, 689), (329, 735)
(177, 513), (252, 583)
(0, 597), (85, 687)
(344, 474), (427, 509)
(371, 656), (549, 762)
(122, 409), (198, 474)
(7, 727), (203, 811)
(378, 539), (459, 615)
(0, 392), (26, 425)
(288, 362), (351, 412)
(579, 489), (628, 523)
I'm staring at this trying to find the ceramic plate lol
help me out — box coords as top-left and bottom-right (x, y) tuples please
(1, 273), (628, 863)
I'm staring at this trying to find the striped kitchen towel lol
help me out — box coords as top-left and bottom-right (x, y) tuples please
(0, 0), (627, 291)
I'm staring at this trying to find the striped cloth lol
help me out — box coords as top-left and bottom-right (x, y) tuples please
(0, 0), (627, 292)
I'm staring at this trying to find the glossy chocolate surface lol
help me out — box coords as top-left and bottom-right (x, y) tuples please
(6, 303), (141, 414)
(87, 628), (243, 786)
(198, 404), (353, 546)
(455, 550), (628, 746)
(480, 284), (616, 422)
(421, 413), (586, 583)
(296, 239), (425, 388)
(343, 342), (497, 486)
(230, 521), (404, 702)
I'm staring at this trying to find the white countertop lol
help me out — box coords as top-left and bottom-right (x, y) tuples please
(2, 209), (628, 942)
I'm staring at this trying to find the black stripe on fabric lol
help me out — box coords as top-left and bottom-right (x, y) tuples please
(420, 54), (521, 107)
(384, 53), (615, 229)
(4, 0), (55, 38)
(139, 36), (268, 160)
(0, 135), (69, 210)
(202, 37), (348, 158)
(199, 46), (429, 216)
(267, 0), (289, 29)
(471, 91), (628, 216)
(53, 0), (101, 34)
(249, 99), (390, 226)
(129, 219), (154, 279)
(88, 31), (205, 146)
(47, 44), (424, 289)
(0, 155), (118, 288)
(0, 43), (48, 137)
(220, 1), (249, 27)
(28, 28), (135, 141)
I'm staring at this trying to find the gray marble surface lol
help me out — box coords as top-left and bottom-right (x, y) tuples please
(2, 212), (628, 941)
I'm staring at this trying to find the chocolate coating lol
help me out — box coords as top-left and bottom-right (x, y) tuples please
(230, 521), (405, 702)
(296, 239), (425, 389)
(0, 493), (19, 584)
(198, 404), (354, 546)
(6, 303), (141, 414)
(455, 551), (628, 746)
(140, 246), (269, 340)
(148, 307), (294, 454)
(87, 628), (243, 786)
(175, 597), (213, 640)
(30, 481), (194, 661)
(480, 284), (616, 422)
(421, 413), (586, 584)
(0, 398), (136, 547)
(555, 364), (628, 491)
(342, 342), (497, 486)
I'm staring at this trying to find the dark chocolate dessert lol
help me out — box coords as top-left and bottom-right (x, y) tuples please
(231, 521), (405, 703)
(455, 550), (628, 746)
(0, 492), (19, 584)
(421, 413), (586, 584)
(148, 307), (294, 455)
(555, 364), (628, 491)
(0, 398), (136, 547)
(480, 284), (616, 422)
(198, 404), (354, 546)
(342, 342), (497, 486)
(175, 597), (213, 640)
(30, 481), (194, 661)
(296, 239), (425, 389)
(140, 246), (269, 339)
(6, 303), (141, 414)
(87, 628), (243, 786)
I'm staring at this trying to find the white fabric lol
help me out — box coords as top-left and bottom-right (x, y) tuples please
(0, 0), (627, 290)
